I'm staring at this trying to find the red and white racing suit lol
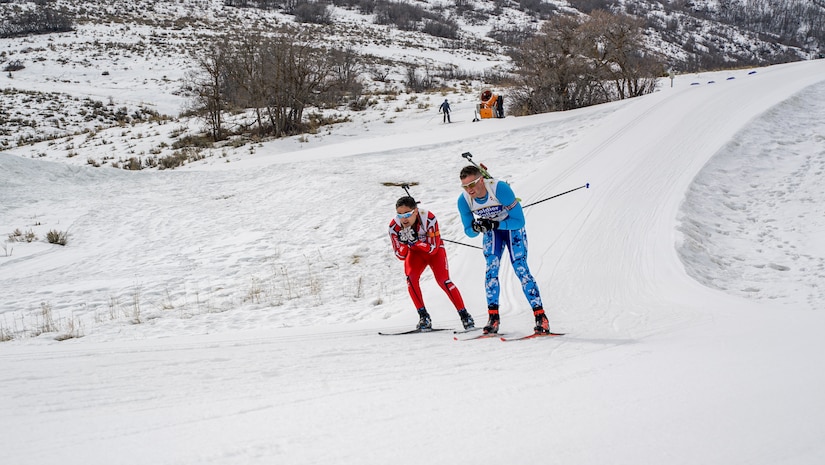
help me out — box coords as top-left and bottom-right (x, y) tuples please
(388, 208), (466, 311)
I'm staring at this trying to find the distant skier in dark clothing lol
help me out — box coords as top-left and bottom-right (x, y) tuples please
(438, 99), (451, 123)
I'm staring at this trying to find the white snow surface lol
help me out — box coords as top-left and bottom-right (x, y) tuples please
(2, 59), (825, 464)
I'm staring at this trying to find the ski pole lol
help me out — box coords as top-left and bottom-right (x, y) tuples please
(442, 238), (482, 250)
(522, 183), (590, 208)
(461, 152), (492, 179)
(400, 183), (414, 199)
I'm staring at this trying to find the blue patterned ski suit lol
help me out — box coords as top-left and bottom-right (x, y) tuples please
(457, 179), (543, 310)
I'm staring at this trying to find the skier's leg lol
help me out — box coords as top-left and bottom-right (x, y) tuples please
(429, 247), (465, 310)
(506, 228), (543, 310)
(481, 232), (505, 333)
(404, 254), (428, 309)
(484, 231), (505, 308)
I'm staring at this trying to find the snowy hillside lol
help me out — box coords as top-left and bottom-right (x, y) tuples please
(0, 0), (512, 167)
(2, 54), (825, 464)
(3, 0), (823, 170)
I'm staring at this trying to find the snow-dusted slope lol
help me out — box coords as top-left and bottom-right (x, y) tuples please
(1, 60), (825, 465)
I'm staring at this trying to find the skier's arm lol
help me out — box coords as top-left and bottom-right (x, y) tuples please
(388, 224), (409, 260)
(457, 195), (479, 238)
(420, 212), (440, 254)
(493, 182), (525, 230)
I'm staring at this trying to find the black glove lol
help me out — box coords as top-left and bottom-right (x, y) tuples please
(471, 218), (498, 233)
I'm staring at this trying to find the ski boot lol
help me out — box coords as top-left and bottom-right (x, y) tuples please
(458, 309), (475, 330)
(416, 307), (432, 330)
(483, 306), (500, 334)
(533, 308), (550, 335)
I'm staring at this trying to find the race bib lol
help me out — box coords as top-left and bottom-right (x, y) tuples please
(474, 205), (505, 219)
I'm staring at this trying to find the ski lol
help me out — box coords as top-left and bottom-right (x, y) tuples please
(378, 328), (453, 336)
(454, 332), (508, 341)
(453, 327), (482, 334)
(500, 332), (565, 341)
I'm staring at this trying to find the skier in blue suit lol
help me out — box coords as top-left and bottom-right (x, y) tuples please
(457, 164), (549, 335)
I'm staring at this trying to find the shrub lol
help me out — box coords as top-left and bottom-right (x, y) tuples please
(124, 157), (142, 170)
(47, 229), (68, 246)
(0, 325), (12, 342)
(158, 151), (189, 170)
(172, 134), (213, 149)
(2, 60), (24, 72)
(488, 25), (536, 47)
(38, 302), (58, 334)
(422, 18), (459, 39)
(374, 1), (427, 31)
(0, 5), (73, 38)
(293, 1), (333, 24)
(7, 228), (36, 242)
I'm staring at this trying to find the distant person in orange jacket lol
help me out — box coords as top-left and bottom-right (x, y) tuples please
(438, 99), (451, 123)
(388, 196), (473, 330)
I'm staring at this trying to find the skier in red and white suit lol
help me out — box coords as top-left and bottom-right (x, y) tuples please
(388, 196), (475, 330)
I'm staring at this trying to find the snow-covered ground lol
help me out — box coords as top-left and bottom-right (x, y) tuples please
(2, 59), (825, 464)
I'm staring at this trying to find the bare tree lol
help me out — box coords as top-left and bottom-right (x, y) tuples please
(261, 35), (335, 137)
(580, 10), (662, 99)
(329, 47), (365, 102)
(224, 33), (271, 136)
(404, 63), (438, 92)
(190, 43), (231, 141)
(510, 11), (662, 116)
(510, 15), (603, 113)
(190, 30), (345, 140)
